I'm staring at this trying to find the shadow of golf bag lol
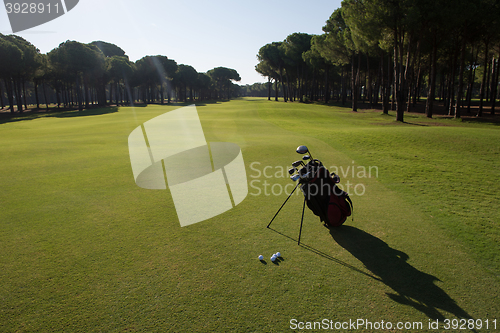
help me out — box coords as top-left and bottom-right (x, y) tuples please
(299, 159), (353, 227)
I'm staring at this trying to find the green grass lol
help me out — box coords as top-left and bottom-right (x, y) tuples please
(0, 98), (499, 332)
(258, 102), (500, 278)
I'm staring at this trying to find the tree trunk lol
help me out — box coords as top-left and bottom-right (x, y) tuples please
(55, 82), (61, 108)
(160, 83), (165, 104)
(395, 29), (404, 122)
(68, 83), (73, 107)
(443, 72), (449, 110)
(426, 37), (438, 118)
(351, 54), (358, 112)
(486, 55), (492, 102)
(267, 77), (271, 101)
(439, 70), (445, 104)
(34, 79), (40, 109)
(287, 72), (293, 102)
(22, 80), (28, 110)
(478, 39), (489, 117)
(42, 81), (49, 111)
(84, 77), (90, 109)
(383, 53), (390, 114)
(413, 52), (422, 105)
(367, 54), (372, 107)
(374, 55), (382, 106)
(454, 36), (467, 119)
(274, 78), (278, 101)
(298, 65), (303, 103)
(0, 81), (4, 109)
(448, 44), (458, 116)
(309, 69), (315, 101)
(491, 58), (499, 115)
(66, 85), (70, 107)
(324, 66), (330, 103)
(357, 54), (361, 108)
(116, 81), (120, 105)
(14, 78), (23, 113)
(490, 57), (496, 102)
(4, 78), (15, 113)
(279, 66), (287, 102)
(466, 44), (477, 114)
(404, 36), (414, 112)
(76, 74), (83, 111)
(341, 66), (346, 105)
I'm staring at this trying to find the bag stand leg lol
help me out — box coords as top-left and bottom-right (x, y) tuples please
(266, 183), (300, 228)
(298, 197), (306, 245)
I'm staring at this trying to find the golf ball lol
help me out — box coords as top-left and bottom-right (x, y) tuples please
(271, 255), (276, 262)
(258, 255), (264, 260)
(276, 252), (281, 257)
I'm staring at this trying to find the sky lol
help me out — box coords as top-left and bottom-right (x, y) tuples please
(0, 0), (342, 85)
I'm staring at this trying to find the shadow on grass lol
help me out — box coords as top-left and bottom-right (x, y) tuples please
(131, 100), (230, 108)
(320, 100), (500, 126)
(448, 116), (500, 126)
(0, 99), (233, 125)
(267, 226), (380, 281)
(329, 226), (472, 321)
(50, 106), (119, 118)
(267, 223), (472, 320)
(0, 106), (119, 125)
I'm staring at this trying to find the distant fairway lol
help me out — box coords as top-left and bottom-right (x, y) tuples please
(1, 99), (498, 332)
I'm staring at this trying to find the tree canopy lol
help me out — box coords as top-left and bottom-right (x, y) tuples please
(0, 36), (241, 113)
(254, 0), (500, 121)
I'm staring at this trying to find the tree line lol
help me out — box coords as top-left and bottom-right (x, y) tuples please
(240, 82), (283, 98)
(255, 0), (500, 121)
(0, 34), (242, 114)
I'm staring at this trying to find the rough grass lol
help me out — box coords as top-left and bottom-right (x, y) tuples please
(0, 98), (498, 332)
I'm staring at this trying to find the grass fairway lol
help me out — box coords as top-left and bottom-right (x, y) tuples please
(1, 98), (499, 332)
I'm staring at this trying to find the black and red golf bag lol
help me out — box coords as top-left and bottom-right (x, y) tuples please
(299, 159), (353, 227)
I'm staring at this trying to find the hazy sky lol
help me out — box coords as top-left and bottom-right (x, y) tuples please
(0, 0), (342, 85)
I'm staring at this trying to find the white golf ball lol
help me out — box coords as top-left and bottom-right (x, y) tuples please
(271, 255), (276, 262)
(258, 255), (264, 260)
(276, 252), (281, 257)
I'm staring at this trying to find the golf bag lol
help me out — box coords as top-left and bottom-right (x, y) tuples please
(299, 159), (353, 227)
(267, 145), (354, 245)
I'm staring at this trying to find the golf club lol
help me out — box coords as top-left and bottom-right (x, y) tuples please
(300, 172), (310, 179)
(296, 145), (313, 159)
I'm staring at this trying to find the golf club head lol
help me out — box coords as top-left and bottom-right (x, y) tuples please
(288, 168), (296, 175)
(290, 174), (301, 182)
(292, 160), (303, 168)
(302, 155), (310, 161)
(296, 145), (309, 154)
